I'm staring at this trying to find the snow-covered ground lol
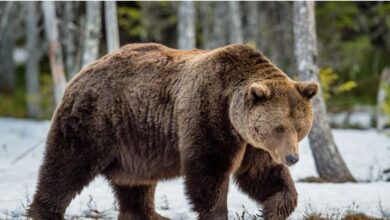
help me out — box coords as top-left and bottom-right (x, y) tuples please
(0, 118), (389, 219)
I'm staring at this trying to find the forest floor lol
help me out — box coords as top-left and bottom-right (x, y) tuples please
(0, 118), (390, 220)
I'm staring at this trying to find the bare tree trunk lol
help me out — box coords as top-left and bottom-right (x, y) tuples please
(104, 1), (120, 53)
(206, 2), (229, 49)
(82, 1), (102, 68)
(42, 1), (67, 106)
(0, 1), (14, 41)
(198, 1), (212, 49)
(59, 2), (80, 79)
(293, 1), (355, 182)
(377, 67), (390, 130)
(73, 7), (86, 77)
(228, 1), (243, 44)
(25, 2), (41, 118)
(0, 2), (16, 94)
(177, 1), (195, 49)
(243, 1), (259, 47)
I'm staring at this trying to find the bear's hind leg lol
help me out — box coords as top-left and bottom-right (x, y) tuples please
(27, 120), (110, 220)
(110, 182), (169, 220)
(28, 150), (100, 220)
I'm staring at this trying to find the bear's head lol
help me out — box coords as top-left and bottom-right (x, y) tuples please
(229, 79), (318, 166)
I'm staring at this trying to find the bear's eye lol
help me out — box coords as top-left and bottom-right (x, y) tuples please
(275, 126), (285, 134)
(297, 127), (302, 133)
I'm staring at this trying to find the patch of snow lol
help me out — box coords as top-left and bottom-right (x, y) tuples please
(0, 118), (389, 219)
(329, 109), (375, 129)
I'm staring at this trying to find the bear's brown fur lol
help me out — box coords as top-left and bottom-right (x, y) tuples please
(28, 43), (318, 220)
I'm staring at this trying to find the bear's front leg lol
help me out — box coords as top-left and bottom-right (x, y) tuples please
(234, 146), (297, 220)
(183, 150), (231, 220)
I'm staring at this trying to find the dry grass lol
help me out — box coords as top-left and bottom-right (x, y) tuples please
(303, 212), (382, 220)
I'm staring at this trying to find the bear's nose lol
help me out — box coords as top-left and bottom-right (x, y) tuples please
(286, 154), (299, 165)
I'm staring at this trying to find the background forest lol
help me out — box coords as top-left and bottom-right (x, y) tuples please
(1, 1), (390, 124)
(1, 1), (390, 219)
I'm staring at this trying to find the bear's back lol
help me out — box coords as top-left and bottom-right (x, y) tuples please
(56, 44), (208, 177)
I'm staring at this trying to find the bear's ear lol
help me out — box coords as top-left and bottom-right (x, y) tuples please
(248, 82), (271, 101)
(296, 81), (319, 100)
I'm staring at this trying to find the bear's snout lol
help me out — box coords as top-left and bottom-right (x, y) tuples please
(285, 154), (299, 166)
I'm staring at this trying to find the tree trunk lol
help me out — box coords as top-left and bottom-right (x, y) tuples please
(104, 1), (120, 53)
(198, 2), (212, 49)
(177, 1), (195, 50)
(25, 1), (41, 118)
(0, 2), (16, 94)
(82, 1), (102, 68)
(206, 2), (229, 49)
(60, 1), (80, 79)
(228, 1), (243, 44)
(377, 67), (390, 130)
(293, 1), (355, 182)
(243, 1), (259, 47)
(42, 1), (67, 106)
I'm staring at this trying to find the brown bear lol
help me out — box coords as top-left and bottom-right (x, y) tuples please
(28, 43), (318, 220)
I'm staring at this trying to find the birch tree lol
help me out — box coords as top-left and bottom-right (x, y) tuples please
(60, 2), (81, 79)
(228, 1), (243, 44)
(82, 1), (102, 68)
(293, 1), (355, 182)
(42, 1), (67, 105)
(25, 2), (41, 118)
(177, 1), (195, 49)
(104, 1), (120, 53)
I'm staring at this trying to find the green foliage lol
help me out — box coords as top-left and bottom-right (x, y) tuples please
(381, 85), (390, 125)
(0, 89), (26, 118)
(39, 73), (55, 119)
(0, 66), (27, 117)
(118, 6), (147, 38)
(0, 65), (54, 119)
(319, 67), (357, 101)
(316, 2), (390, 110)
(335, 81), (358, 94)
(117, 2), (178, 46)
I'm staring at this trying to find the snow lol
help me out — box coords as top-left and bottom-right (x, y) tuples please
(0, 118), (389, 219)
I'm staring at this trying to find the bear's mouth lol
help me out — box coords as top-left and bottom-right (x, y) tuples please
(268, 150), (298, 167)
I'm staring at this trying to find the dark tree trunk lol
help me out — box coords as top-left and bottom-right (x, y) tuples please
(25, 1), (41, 118)
(243, 1), (259, 46)
(207, 2), (229, 49)
(293, 1), (355, 182)
(0, 2), (16, 94)
(228, 1), (243, 44)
